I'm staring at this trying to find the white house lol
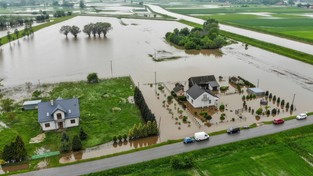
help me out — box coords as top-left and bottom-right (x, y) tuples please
(38, 98), (80, 131)
(186, 84), (219, 108)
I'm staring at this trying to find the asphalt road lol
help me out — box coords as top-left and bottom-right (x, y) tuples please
(18, 116), (313, 176)
(146, 5), (313, 56)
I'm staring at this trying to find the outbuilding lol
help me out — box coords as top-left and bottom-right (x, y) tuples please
(23, 100), (42, 110)
(247, 88), (265, 96)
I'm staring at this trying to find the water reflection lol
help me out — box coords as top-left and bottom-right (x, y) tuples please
(59, 136), (158, 163)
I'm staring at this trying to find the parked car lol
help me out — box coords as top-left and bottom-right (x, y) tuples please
(194, 132), (209, 141)
(273, 118), (284, 124)
(227, 127), (240, 134)
(242, 125), (250, 129)
(296, 112), (308, 120)
(183, 137), (195, 144)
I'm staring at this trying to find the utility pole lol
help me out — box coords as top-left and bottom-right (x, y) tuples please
(154, 71), (157, 94)
(257, 79), (259, 87)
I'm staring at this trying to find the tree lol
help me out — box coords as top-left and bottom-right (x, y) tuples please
(14, 29), (19, 40)
(60, 25), (71, 38)
(256, 107), (263, 115)
(70, 25), (81, 38)
(79, 127), (88, 141)
(269, 93), (272, 99)
(220, 113), (226, 121)
(79, 0), (85, 8)
(12, 136), (27, 162)
(117, 135), (123, 142)
(281, 99), (285, 107)
(2, 144), (13, 162)
(112, 136), (117, 143)
(60, 132), (70, 152)
(0, 98), (14, 112)
(273, 95), (276, 102)
(72, 135), (82, 151)
(83, 23), (93, 37)
(87, 73), (99, 83)
(7, 31), (12, 43)
(286, 102), (290, 109)
(277, 97), (280, 105)
(205, 115), (212, 122)
(219, 104), (225, 111)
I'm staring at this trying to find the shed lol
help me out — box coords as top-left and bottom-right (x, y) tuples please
(23, 100), (42, 110)
(247, 88), (265, 96)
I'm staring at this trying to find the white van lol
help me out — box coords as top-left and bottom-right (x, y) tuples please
(194, 132), (209, 141)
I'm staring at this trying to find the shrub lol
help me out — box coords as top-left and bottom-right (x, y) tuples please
(113, 136), (117, 143)
(219, 104), (225, 111)
(183, 116), (188, 122)
(242, 95), (245, 101)
(220, 113), (226, 121)
(171, 155), (194, 170)
(281, 99), (285, 106)
(118, 135), (123, 142)
(220, 86), (229, 91)
(286, 102), (290, 109)
(256, 108), (263, 115)
(271, 108), (277, 115)
(79, 127), (88, 141)
(204, 115), (212, 121)
(87, 73), (99, 83)
(266, 110), (270, 116)
(290, 104), (294, 111)
(269, 93), (272, 99)
(167, 95), (173, 102)
(123, 134), (128, 141)
(72, 135), (82, 151)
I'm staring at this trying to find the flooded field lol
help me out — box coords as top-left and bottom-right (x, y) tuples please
(0, 15), (312, 148)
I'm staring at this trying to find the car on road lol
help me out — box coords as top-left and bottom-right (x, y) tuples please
(227, 127), (240, 134)
(194, 132), (209, 141)
(183, 137), (195, 144)
(296, 113), (308, 120)
(273, 118), (284, 124)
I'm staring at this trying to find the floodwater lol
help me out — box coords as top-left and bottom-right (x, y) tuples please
(0, 16), (312, 112)
(147, 4), (313, 55)
(59, 136), (158, 163)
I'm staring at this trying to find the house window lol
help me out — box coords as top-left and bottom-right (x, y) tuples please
(186, 95), (189, 100)
(209, 100), (211, 104)
(70, 119), (76, 124)
(57, 113), (62, 120)
(45, 123), (50, 128)
(191, 99), (193, 104)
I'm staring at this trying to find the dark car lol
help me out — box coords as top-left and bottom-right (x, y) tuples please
(227, 127), (240, 134)
(183, 137), (195, 144)
(273, 118), (284, 124)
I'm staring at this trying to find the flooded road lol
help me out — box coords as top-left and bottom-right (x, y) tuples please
(0, 16), (312, 111)
(147, 4), (313, 55)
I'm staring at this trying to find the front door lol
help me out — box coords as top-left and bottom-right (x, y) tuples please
(58, 122), (64, 129)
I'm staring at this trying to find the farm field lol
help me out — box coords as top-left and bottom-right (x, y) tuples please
(167, 6), (313, 44)
(0, 77), (141, 155)
(87, 124), (313, 176)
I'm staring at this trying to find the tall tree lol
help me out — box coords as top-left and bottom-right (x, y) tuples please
(60, 25), (71, 38)
(79, 0), (85, 9)
(7, 31), (12, 43)
(83, 23), (93, 38)
(72, 135), (82, 151)
(14, 29), (19, 39)
(70, 25), (81, 38)
(12, 136), (27, 162)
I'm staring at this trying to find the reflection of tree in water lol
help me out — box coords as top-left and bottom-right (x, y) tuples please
(185, 49), (223, 58)
(113, 136), (159, 149)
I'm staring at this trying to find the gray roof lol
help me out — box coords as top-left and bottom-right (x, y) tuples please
(23, 100), (42, 106)
(173, 83), (184, 92)
(208, 81), (219, 88)
(248, 88), (265, 93)
(38, 98), (80, 123)
(189, 75), (218, 86)
(186, 84), (216, 99)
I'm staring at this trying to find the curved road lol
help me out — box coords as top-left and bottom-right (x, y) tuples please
(147, 5), (313, 56)
(19, 116), (313, 176)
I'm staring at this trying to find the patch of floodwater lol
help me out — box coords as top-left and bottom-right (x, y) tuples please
(298, 13), (313, 18)
(238, 12), (274, 17)
(35, 147), (50, 155)
(59, 136), (158, 163)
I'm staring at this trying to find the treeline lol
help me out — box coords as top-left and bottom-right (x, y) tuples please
(1, 136), (27, 163)
(60, 22), (112, 39)
(128, 121), (158, 140)
(53, 10), (72, 18)
(0, 16), (34, 30)
(134, 87), (156, 122)
(165, 19), (226, 50)
(60, 128), (87, 153)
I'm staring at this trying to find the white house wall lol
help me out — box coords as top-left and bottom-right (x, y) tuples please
(65, 118), (79, 128)
(40, 121), (57, 131)
(188, 92), (218, 108)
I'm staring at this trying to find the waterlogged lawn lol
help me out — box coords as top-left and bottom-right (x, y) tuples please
(0, 77), (141, 155)
(87, 125), (313, 176)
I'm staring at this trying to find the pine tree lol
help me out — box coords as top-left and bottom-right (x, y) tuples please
(79, 127), (88, 141)
(146, 121), (153, 136)
(13, 136), (27, 162)
(61, 131), (69, 142)
(72, 135), (82, 151)
(152, 121), (159, 135)
(2, 144), (13, 162)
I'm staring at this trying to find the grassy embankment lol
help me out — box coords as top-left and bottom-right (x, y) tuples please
(0, 77), (141, 160)
(179, 20), (313, 65)
(0, 15), (75, 45)
(86, 124), (313, 176)
(169, 6), (313, 45)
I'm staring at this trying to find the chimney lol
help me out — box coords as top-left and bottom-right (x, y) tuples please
(50, 100), (54, 106)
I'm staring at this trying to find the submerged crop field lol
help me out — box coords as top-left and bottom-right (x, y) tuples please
(167, 6), (313, 44)
(87, 124), (313, 176)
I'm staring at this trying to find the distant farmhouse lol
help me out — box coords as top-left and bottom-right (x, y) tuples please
(38, 98), (80, 131)
(172, 83), (184, 97)
(188, 75), (220, 91)
(186, 75), (219, 108)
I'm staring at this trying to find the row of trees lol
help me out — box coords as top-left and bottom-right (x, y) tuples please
(128, 121), (158, 140)
(60, 22), (112, 38)
(0, 15), (34, 30)
(1, 136), (27, 163)
(134, 87), (156, 122)
(165, 19), (226, 50)
(53, 10), (72, 18)
(60, 128), (88, 153)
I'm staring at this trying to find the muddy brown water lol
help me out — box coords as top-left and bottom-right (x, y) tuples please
(59, 136), (158, 163)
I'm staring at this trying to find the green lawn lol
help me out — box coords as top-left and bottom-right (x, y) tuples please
(0, 77), (141, 156)
(168, 6), (313, 44)
(86, 124), (313, 176)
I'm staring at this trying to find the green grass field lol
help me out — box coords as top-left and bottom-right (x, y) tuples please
(0, 77), (141, 156)
(86, 124), (313, 176)
(168, 6), (313, 44)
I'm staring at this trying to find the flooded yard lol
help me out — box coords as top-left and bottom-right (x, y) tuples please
(0, 16), (312, 155)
